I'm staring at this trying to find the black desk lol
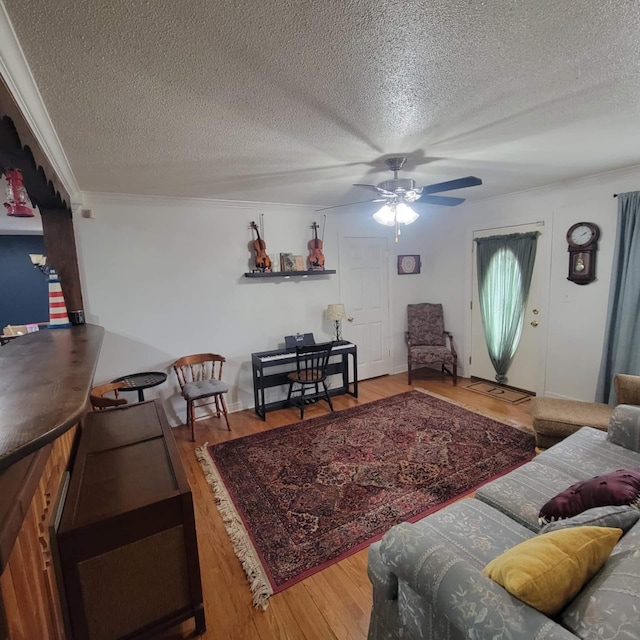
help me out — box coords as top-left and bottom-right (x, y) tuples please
(112, 371), (168, 402)
(251, 341), (358, 420)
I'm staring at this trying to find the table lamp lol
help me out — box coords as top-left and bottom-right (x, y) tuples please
(326, 303), (346, 341)
(29, 253), (48, 274)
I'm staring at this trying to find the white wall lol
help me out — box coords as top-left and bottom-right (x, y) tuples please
(420, 166), (640, 402)
(76, 164), (640, 422)
(75, 193), (426, 425)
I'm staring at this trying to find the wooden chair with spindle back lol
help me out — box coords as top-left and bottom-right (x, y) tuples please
(89, 381), (128, 411)
(286, 342), (335, 419)
(173, 353), (230, 441)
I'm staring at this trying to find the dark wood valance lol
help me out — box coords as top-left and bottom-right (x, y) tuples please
(0, 76), (84, 314)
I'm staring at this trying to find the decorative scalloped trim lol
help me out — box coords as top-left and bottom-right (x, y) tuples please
(0, 3), (80, 200)
(195, 443), (273, 609)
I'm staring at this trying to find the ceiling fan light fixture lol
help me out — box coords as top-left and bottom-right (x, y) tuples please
(373, 204), (396, 226)
(395, 202), (419, 225)
(403, 189), (421, 203)
(373, 202), (419, 227)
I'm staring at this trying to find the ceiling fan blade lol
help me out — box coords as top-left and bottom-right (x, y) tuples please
(417, 195), (466, 207)
(354, 183), (395, 197)
(418, 176), (483, 197)
(315, 198), (385, 212)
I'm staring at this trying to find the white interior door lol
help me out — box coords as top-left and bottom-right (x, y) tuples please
(339, 236), (391, 380)
(470, 222), (548, 393)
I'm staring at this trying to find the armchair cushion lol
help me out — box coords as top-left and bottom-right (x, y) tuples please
(407, 303), (446, 346)
(408, 345), (456, 366)
(483, 526), (622, 616)
(181, 379), (229, 401)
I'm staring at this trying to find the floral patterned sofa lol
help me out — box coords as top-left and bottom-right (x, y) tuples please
(367, 404), (640, 640)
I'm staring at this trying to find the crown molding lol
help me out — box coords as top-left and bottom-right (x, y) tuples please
(81, 190), (321, 211)
(471, 162), (640, 207)
(0, 1), (80, 201)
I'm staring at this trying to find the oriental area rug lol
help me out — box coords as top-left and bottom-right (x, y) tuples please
(196, 389), (534, 608)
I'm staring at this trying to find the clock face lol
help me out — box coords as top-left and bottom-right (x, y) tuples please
(569, 224), (595, 246)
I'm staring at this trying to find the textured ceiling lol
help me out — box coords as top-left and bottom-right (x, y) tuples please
(4, 0), (640, 207)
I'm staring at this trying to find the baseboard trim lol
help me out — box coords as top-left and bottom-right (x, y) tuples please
(539, 392), (584, 401)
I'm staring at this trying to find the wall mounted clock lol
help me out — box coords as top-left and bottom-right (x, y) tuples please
(397, 254), (421, 275)
(566, 222), (600, 285)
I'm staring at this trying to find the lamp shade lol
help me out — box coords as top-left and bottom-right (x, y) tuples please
(373, 202), (419, 227)
(29, 253), (46, 267)
(326, 303), (346, 321)
(373, 204), (396, 226)
(395, 202), (419, 225)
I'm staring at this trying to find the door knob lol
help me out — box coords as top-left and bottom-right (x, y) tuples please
(530, 320), (539, 327)
(347, 317), (354, 323)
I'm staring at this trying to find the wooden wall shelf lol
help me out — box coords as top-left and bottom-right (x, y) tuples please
(244, 270), (336, 278)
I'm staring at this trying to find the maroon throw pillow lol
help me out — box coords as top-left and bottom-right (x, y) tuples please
(539, 468), (640, 524)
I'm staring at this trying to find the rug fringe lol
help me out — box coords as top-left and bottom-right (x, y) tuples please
(195, 443), (273, 609)
(413, 387), (534, 435)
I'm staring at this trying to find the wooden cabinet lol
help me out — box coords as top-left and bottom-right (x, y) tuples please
(54, 400), (204, 640)
(0, 426), (77, 640)
(0, 324), (103, 640)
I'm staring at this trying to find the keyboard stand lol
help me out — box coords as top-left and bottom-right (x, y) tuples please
(251, 341), (358, 420)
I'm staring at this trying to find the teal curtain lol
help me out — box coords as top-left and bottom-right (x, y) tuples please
(475, 232), (539, 384)
(596, 191), (640, 404)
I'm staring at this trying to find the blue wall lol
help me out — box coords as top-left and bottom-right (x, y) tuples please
(0, 235), (49, 329)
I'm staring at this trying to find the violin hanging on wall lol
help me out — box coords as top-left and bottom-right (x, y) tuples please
(308, 219), (325, 271)
(249, 217), (271, 272)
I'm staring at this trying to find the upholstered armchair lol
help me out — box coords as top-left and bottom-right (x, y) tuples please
(406, 303), (457, 385)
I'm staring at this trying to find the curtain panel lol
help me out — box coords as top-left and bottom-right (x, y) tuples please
(475, 232), (539, 384)
(597, 191), (640, 404)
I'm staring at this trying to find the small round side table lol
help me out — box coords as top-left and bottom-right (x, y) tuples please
(111, 371), (168, 402)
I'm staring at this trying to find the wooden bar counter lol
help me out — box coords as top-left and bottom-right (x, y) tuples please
(0, 325), (103, 640)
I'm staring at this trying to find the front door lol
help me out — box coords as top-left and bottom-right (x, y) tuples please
(470, 222), (548, 393)
(339, 236), (391, 380)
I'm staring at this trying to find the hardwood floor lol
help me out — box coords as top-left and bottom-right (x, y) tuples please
(167, 372), (533, 640)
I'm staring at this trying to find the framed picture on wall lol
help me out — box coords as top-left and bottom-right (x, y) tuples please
(397, 255), (421, 275)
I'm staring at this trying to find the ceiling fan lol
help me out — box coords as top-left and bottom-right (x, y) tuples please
(318, 156), (482, 240)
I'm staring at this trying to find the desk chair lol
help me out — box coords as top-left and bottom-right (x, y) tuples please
(173, 353), (230, 441)
(286, 342), (335, 419)
(90, 382), (128, 411)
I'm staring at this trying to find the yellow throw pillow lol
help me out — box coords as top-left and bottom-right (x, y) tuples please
(482, 526), (622, 615)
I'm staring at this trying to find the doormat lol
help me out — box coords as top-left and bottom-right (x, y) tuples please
(465, 380), (534, 405)
(196, 389), (535, 608)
